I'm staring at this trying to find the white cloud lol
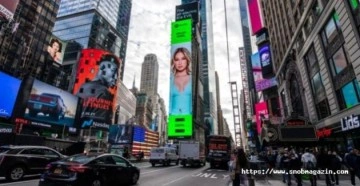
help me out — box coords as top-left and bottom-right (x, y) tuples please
(124, 0), (244, 139)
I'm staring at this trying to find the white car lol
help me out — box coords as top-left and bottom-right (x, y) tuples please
(149, 147), (179, 166)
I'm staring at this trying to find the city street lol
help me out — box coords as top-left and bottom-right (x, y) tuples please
(0, 162), (232, 186)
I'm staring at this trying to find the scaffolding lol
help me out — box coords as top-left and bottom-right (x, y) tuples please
(229, 81), (242, 147)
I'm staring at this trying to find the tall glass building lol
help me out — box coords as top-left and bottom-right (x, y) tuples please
(181, 0), (218, 135)
(53, 0), (132, 82)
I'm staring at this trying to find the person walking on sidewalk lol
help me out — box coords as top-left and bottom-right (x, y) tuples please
(330, 150), (342, 185)
(302, 148), (317, 186)
(344, 147), (360, 186)
(232, 148), (249, 186)
(289, 149), (302, 186)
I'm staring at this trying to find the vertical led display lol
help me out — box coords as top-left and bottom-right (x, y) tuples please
(251, 52), (277, 91)
(175, 2), (199, 23)
(0, 71), (21, 118)
(168, 19), (193, 138)
(46, 35), (67, 65)
(259, 44), (274, 77)
(73, 49), (121, 130)
(247, 0), (264, 35)
(255, 102), (268, 135)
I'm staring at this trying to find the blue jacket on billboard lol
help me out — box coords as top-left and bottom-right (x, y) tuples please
(169, 74), (192, 115)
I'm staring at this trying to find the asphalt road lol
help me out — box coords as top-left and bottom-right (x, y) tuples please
(0, 162), (232, 186)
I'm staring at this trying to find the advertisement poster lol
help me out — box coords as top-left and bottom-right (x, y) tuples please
(0, 71), (21, 118)
(168, 19), (193, 138)
(108, 124), (133, 144)
(259, 44), (273, 77)
(73, 49), (121, 130)
(251, 52), (277, 91)
(0, 0), (19, 21)
(255, 102), (268, 135)
(24, 80), (79, 128)
(247, 0), (263, 35)
(47, 35), (67, 65)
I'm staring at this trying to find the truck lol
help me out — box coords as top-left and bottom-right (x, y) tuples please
(178, 141), (206, 167)
(206, 135), (231, 169)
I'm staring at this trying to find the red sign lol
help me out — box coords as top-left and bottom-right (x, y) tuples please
(255, 102), (268, 134)
(316, 128), (332, 138)
(14, 118), (30, 125)
(286, 119), (306, 126)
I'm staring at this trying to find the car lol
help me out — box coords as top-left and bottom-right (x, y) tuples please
(38, 153), (140, 186)
(27, 93), (67, 121)
(149, 147), (179, 167)
(0, 145), (65, 181)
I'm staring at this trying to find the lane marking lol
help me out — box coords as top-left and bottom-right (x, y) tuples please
(142, 166), (180, 175)
(162, 167), (208, 186)
(0, 179), (38, 186)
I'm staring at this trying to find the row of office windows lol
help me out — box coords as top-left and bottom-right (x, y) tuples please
(303, 3), (360, 121)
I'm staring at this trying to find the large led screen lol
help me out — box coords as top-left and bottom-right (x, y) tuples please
(248, 0), (264, 35)
(259, 44), (274, 77)
(108, 124), (133, 144)
(0, 71), (21, 118)
(24, 80), (79, 128)
(73, 49), (121, 130)
(168, 19), (193, 138)
(255, 101), (268, 135)
(176, 2), (199, 24)
(251, 52), (277, 91)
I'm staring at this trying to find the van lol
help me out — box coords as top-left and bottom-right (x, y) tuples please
(149, 147), (179, 167)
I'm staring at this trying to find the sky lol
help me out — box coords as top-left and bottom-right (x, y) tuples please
(124, 0), (244, 139)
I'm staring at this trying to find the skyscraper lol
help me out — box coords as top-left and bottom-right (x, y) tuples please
(53, 0), (132, 81)
(140, 53), (159, 96)
(0, 0), (61, 79)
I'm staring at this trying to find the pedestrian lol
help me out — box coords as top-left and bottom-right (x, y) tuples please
(280, 149), (290, 184)
(317, 148), (333, 186)
(330, 150), (342, 185)
(302, 148), (317, 186)
(289, 149), (302, 186)
(232, 148), (249, 186)
(344, 147), (360, 186)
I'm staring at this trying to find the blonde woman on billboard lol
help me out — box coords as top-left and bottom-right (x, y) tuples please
(170, 47), (192, 115)
(47, 38), (62, 63)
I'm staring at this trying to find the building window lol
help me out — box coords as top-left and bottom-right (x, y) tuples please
(336, 80), (360, 109)
(321, 12), (341, 48)
(304, 45), (330, 119)
(329, 47), (348, 76)
(348, 0), (360, 30)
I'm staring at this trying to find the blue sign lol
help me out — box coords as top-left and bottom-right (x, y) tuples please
(0, 71), (21, 118)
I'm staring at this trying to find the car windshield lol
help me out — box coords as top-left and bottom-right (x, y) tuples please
(151, 148), (164, 153)
(64, 154), (97, 164)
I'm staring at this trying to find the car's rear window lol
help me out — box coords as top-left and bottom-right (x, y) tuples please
(0, 147), (22, 154)
(64, 154), (96, 164)
(151, 148), (164, 153)
(0, 147), (9, 154)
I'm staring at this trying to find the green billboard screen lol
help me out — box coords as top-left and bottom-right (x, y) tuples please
(171, 19), (192, 44)
(168, 115), (192, 137)
(168, 19), (193, 138)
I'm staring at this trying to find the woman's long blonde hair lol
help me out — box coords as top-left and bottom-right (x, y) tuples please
(171, 47), (191, 75)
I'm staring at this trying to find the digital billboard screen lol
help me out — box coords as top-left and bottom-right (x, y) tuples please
(248, 0), (263, 35)
(168, 19), (193, 138)
(0, 0), (19, 21)
(24, 80), (79, 128)
(176, 2), (199, 24)
(255, 102), (268, 135)
(73, 49), (121, 130)
(259, 44), (274, 77)
(108, 124), (133, 144)
(0, 71), (21, 118)
(46, 35), (67, 65)
(251, 52), (277, 91)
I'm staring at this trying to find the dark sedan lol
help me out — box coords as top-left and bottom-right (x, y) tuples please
(0, 145), (65, 181)
(39, 153), (140, 186)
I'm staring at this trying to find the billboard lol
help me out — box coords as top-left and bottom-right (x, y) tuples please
(251, 52), (277, 91)
(255, 102), (268, 135)
(175, 2), (199, 24)
(168, 19), (193, 138)
(108, 124), (133, 144)
(73, 49), (121, 130)
(247, 0), (264, 35)
(259, 44), (274, 77)
(0, 71), (21, 118)
(46, 35), (67, 65)
(132, 126), (159, 156)
(24, 80), (79, 128)
(0, 0), (19, 21)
